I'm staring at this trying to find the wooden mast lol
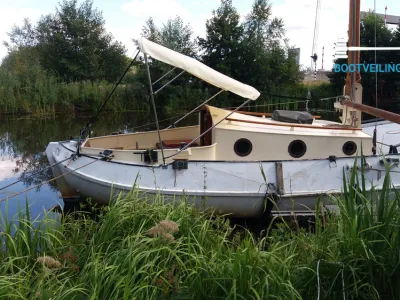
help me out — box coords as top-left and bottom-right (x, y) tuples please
(340, 0), (363, 128)
(341, 0), (400, 125)
(344, 0), (361, 96)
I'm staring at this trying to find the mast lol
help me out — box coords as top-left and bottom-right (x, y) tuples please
(344, 0), (361, 96)
(337, 2), (400, 128)
(337, 0), (362, 128)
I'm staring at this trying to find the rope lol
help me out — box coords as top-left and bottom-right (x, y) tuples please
(311, 0), (321, 59)
(164, 99), (252, 159)
(222, 101), (307, 110)
(124, 99), (308, 132)
(0, 155), (75, 191)
(0, 157), (101, 204)
(127, 115), (183, 131)
(373, 0), (378, 155)
(309, 0), (321, 101)
(320, 96), (342, 101)
(80, 50), (140, 139)
(264, 93), (312, 100)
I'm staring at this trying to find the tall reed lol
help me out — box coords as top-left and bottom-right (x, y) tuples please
(0, 67), (149, 115)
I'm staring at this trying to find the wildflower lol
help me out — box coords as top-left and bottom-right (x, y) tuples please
(161, 232), (175, 242)
(147, 225), (164, 237)
(159, 220), (179, 234)
(36, 256), (62, 269)
(146, 220), (179, 243)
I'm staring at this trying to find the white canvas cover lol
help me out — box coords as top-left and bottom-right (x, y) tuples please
(137, 37), (260, 100)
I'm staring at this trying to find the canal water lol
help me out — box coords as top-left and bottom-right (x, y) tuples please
(0, 109), (340, 220)
(0, 110), (173, 220)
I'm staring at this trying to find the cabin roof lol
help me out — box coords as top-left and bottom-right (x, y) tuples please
(205, 105), (372, 139)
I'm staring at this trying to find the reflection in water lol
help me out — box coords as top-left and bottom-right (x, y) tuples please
(0, 110), (188, 219)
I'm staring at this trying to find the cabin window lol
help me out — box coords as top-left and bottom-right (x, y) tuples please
(288, 140), (307, 158)
(343, 141), (357, 156)
(234, 138), (252, 157)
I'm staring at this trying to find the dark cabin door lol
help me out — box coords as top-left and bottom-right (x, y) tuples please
(200, 110), (213, 146)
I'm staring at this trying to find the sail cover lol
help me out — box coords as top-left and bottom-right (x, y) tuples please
(137, 37), (260, 100)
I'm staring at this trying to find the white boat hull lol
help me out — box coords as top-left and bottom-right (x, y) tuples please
(45, 140), (400, 217)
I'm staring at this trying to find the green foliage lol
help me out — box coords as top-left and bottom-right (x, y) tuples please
(0, 193), (300, 299)
(0, 0), (370, 116)
(137, 16), (206, 112)
(5, 0), (127, 83)
(0, 0), (138, 114)
(196, 0), (303, 107)
(198, 0), (243, 78)
(0, 43), (146, 114)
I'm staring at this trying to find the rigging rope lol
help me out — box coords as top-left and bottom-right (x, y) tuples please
(79, 50), (140, 140)
(373, 0), (378, 155)
(308, 0), (322, 103)
(121, 95), (311, 133)
(127, 115), (183, 131)
(310, 0), (321, 79)
(222, 101), (307, 110)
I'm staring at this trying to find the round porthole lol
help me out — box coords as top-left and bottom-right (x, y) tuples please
(288, 140), (307, 158)
(343, 141), (357, 156)
(234, 138), (252, 157)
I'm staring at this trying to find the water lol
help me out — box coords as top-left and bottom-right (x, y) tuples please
(0, 111), (178, 220)
(0, 108), (340, 221)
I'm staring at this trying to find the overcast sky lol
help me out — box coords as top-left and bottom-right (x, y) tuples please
(0, 0), (398, 70)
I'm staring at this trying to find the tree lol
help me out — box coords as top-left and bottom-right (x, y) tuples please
(140, 17), (160, 44)
(138, 16), (203, 112)
(243, 0), (285, 47)
(4, 0), (127, 83)
(160, 17), (197, 58)
(198, 0), (243, 77)
(140, 16), (197, 57)
(240, 0), (301, 91)
(3, 18), (37, 51)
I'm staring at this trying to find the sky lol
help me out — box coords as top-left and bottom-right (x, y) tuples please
(0, 0), (399, 70)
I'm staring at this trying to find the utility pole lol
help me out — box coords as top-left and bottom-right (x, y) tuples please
(385, 6), (387, 25)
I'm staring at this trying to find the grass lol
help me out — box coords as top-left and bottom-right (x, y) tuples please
(1, 160), (400, 299)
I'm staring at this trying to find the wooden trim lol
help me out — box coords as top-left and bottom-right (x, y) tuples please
(226, 117), (362, 131)
(228, 110), (321, 119)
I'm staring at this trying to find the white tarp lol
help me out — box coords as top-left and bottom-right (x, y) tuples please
(137, 37), (260, 100)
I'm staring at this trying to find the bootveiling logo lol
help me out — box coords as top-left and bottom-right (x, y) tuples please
(334, 63), (400, 73)
(333, 38), (400, 73)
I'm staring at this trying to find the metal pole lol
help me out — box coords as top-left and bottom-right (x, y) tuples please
(144, 53), (166, 166)
(165, 99), (252, 159)
(166, 89), (224, 129)
(153, 70), (185, 95)
(152, 67), (177, 86)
